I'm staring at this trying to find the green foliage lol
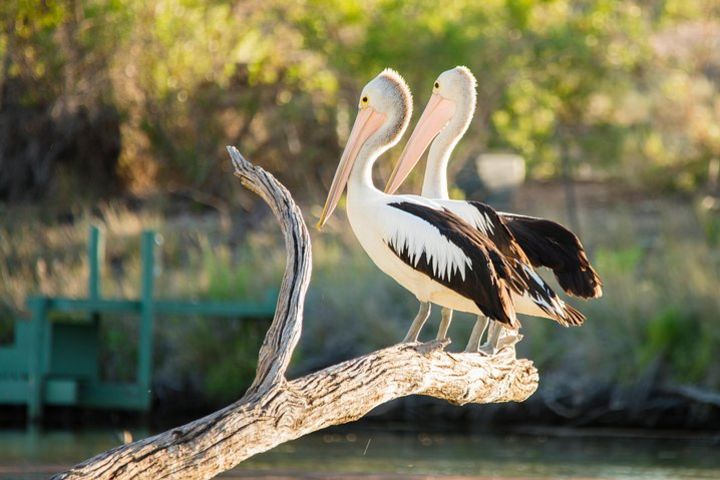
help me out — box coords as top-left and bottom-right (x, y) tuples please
(697, 200), (720, 247)
(100, 315), (138, 382)
(638, 307), (713, 383)
(184, 316), (266, 403)
(199, 242), (251, 300)
(594, 246), (643, 275)
(3, 1), (720, 198)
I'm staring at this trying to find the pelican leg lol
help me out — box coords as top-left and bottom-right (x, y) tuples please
(479, 321), (504, 355)
(497, 329), (523, 349)
(464, 315), (489, 352)
(436, 308), (453, 340)
(403, 301), (431, 342)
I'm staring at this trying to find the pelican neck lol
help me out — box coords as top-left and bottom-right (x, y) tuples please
(347, 141), (385, 197)
(421, 129), (457, 200)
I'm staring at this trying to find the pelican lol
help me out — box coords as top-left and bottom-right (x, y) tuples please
(318, 69), (583, 350)
(385, 66), (600, 352)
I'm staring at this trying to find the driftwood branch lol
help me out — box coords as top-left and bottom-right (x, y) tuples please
(52, 147), (539, 480)
(227, 146), (310, 396)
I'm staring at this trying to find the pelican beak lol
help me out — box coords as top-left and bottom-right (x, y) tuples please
(317, 107), (386, 229)
(385, 93), (456, 194)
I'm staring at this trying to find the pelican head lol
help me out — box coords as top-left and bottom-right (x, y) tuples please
(385, 66), (477, 194)
(317, 69), (412, 229)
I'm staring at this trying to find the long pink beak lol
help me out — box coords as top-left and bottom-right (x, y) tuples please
(385, 93), (456, 194)
(317, 107), (386, 229)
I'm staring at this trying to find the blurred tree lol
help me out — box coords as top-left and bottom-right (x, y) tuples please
(622, 0), (720, 191)
(1, 0), (720, 203)
(0, 0), (122, 202)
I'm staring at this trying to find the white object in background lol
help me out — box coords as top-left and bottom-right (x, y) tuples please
(475, 153), (525, 194)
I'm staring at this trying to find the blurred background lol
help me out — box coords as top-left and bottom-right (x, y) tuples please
(2, 0), (720, 478)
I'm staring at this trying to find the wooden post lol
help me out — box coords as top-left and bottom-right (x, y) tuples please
(26, 296), (48, 422)
(137, 231), (156, 407)
(88, 226), (103, 326)
(88, 226), (102, 302)
(51, 148), (539, 479)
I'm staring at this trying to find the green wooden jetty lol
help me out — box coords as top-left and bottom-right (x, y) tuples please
(0, 227), (277, 421)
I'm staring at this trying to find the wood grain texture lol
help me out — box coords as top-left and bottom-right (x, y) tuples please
(51, 148), (539, 480)
(226, 146), (310, 397)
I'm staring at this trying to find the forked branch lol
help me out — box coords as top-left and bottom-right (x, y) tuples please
(52, 148), (539, 480)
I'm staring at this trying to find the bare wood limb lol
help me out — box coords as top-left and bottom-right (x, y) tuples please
(227, 146), (310, 397)
(52, 149), (539, 480)
(53, 342), (536, 480)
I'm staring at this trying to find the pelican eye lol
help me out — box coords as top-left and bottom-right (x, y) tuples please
(434, 82), (440, 89)
(361, 96), (369, 104)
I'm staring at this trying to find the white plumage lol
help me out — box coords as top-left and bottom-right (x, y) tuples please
(318, 70), (525, 339)
(382, 208), (472, 282)
(346, 192), (492, 317)
(380, 66), (588, 350)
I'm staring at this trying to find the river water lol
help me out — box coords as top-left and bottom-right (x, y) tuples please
(1, 427), (719, 479)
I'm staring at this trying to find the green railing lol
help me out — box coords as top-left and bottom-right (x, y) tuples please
(0, 227), (277, 421)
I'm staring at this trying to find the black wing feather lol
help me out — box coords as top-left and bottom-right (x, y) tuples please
(467, 201), (531, 264)
(502, 214), (603, 298)
(387, 202), (526, 327)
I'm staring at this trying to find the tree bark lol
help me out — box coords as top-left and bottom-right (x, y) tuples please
(52, 147), (539, 480)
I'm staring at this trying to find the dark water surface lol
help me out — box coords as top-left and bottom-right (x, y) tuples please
(1, 427), (719, 479)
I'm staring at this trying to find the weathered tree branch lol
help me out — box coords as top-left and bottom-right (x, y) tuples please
(227, 146), (310, 397)
(52, 148), (539, 480)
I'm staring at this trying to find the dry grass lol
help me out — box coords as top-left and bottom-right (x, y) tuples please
(1, 192), (719, 402)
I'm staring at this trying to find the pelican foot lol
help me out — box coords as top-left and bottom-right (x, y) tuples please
(478, 344), (499, 356)
(497, 332), (523, 349)
(478, 332), (523, 355)
(416, 338), (450, 354)
(463, 347), (490, 356)
(463, 342), (489, 354)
